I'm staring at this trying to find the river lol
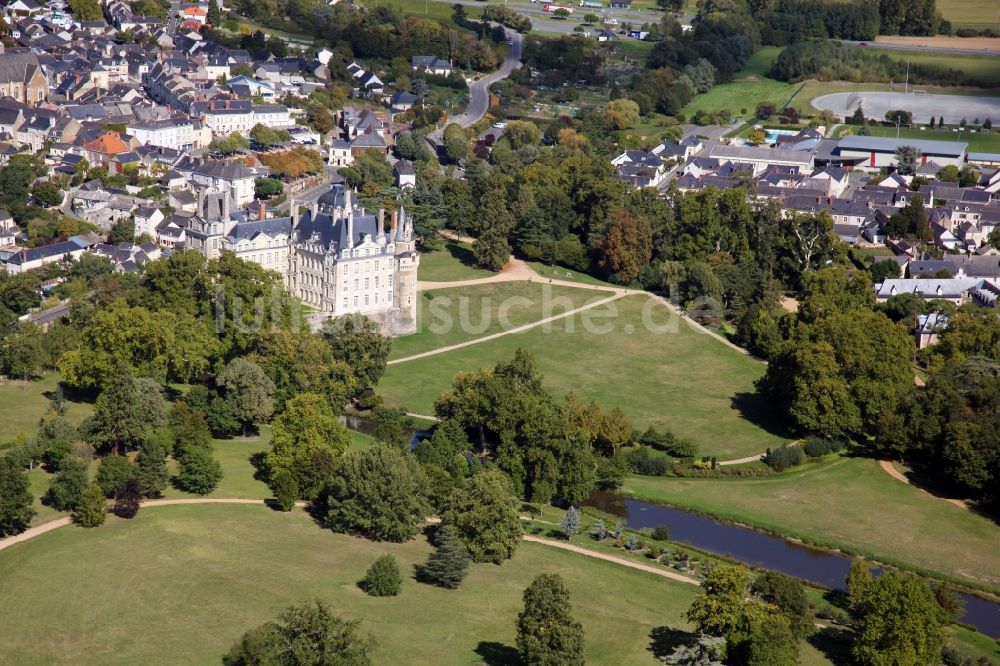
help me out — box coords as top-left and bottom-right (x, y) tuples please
(586, 491), (1000, 638)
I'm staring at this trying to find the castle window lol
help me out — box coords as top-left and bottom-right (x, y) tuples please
(354, 295), (358, 306)
(374, 276), (379, 288)
(388, 275), (393, 287)
(354, 278), (359, 290)
(365, 294), (369, 305)
(364, 278), (369, 290)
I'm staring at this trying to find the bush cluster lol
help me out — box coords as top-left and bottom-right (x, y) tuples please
(763, 445), (806, 472)
(803, 437), (846, 458)
(625, 447), (670, 476)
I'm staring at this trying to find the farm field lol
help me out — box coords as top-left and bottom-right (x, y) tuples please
(391, 281), (615, 360)
(874, 35), (1000, 52)
(380, 294), (788, 460)
(0, 504), (701, 665)
(934, 0), (1000, 30)
(624, 457), (1000, 595)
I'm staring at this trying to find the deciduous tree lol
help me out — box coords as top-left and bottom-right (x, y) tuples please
(852, 571), (945, 666)
(217, 357), (275, 435)
(316, 445), (430, 542)
(74, 485), (107, 527)
(266, 392), (350, 499)
(223, 600), (374, 666)
(442, 469), (523, 563)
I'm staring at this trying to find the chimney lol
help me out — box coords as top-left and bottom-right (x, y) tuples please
(390, 209), (398, 235)
(344, 186), (352, 211)
(198, 187), (206, 216)
(222, 190), (230, 220)
(258, 201), (266, 221)
(378, 208), (384, 231)
(290, 196), (299, 219)
(311, 200), (319, 219)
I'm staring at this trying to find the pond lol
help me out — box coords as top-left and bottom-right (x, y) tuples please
(585, 491), (1000, 638)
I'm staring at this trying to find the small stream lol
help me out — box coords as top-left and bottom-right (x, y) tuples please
(586, 491), (1000, 638)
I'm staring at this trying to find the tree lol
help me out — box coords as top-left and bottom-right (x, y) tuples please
(417, 524), (470, 589)
(31, 181), (63, 208)
(321, 314), (391, 393)
(504, 120), (542, 149)
(266, 392), (351, 499)
(223, 600), (375, 666)
(44, 457), (89, 511)
(583, 12), (599, 23)
(85, 364), (160, 454)
(113, 477), (142, 518)
(443, 124), (469, 163)
(175, 446), (223, 495)
(95, 455), (135, 497)
(209, 132), (250, 156)
(271, 468), (298, 512)
(561, 506), (580, 540)
(1, 323), (45, 380)
(516, 574), (585, 666)
(68, 0), (102, 20)
(316, 445), (430, 542)
(750, 571), (812, 640)
(870, 259), (901, 284)
(663, 635), (726, 666)
(473, 186), (515, 271)
(885, 195), (929, 240)
(107, 217), (135, 245)
(361, 554), (402, 597)
(0, 457), (35, 537)
(894, 145), (921, 175)
(604, 99), (641, 130)
(254, 177), (283, 199)
(74, 485), (107, 527)
(135, 438), (169, 498)
(852, 571), (945, 666)
(442, 469), (523, 564)
(846, 559), (873, 608)
(217, 357), (275, 435)
(249, 123), (290, 147)
(598, 209), (653, 284)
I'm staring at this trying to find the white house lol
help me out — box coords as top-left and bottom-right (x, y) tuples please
(127, 118), (198, 150)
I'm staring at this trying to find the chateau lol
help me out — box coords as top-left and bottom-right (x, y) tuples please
(185, 184), (419, 335)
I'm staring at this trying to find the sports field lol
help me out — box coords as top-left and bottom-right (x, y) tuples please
(380, 294), (788, 460)
(624, 457), (1000, 594)
(935, 0), (1000, 30)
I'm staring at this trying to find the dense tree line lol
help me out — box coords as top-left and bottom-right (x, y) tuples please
(770, 40), (989, 88)
(752, 0), (881, 43)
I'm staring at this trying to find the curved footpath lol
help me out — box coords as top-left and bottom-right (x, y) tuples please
(878, 460), (971, 511)
(0, 499), (700, 587)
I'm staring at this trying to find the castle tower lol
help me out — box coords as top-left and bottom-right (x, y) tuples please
(392, 207), (419, 335)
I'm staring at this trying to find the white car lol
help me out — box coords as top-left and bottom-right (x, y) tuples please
(493, 121), (507, 129)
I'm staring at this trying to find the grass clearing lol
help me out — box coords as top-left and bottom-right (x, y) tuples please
(0, 504), (700, 665)
(379, 295), (787, 459)
(0, 374), (92, 444)
(418, 241), (496, 282)
(623, 457), (1000, 594)
(682, 48), (792, 120)
(391, 282), (614, 360)
(367, 0), (483, 20)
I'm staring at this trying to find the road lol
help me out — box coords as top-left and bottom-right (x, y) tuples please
(272, 169), (337, 214)
(430, 27), (523, 142)
(839, 39), (1000, 57)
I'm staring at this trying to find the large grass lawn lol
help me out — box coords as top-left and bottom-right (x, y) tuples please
(380, 295), (787, 459)
(391, 282), (614, 360)
(0, 504), (700, 665)
(417, 241), (496, 282)
(624, 457), (1000, 594)
(0, 374), (92, 444)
